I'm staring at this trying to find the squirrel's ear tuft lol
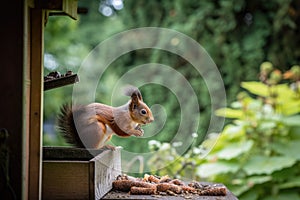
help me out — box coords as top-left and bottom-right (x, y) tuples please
(123, 85), (143, 101)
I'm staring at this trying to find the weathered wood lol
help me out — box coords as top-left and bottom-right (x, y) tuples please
(38, 0), (78, 19)
(103, 184), (238, 200)
(43, 146), (105, 160)
(42, 161), (91, 200)
(44, 74), (79, 91)
(42, 147), (122, 199)
(92, 148), (122, 199)
(29, 7), (44, 200)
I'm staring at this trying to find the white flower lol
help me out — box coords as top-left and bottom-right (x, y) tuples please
(148, 140), (160, 148)
(160, 143), (171, 151)
(172, 141), (183, 147)
(192, 133), (198, 138)
(193, 147), (202, 154)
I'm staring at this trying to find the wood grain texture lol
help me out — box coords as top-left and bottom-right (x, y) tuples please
(103, 184), (238, 200)
(92, 147), (122, 199)
(29, 8), (44, 200)
(42, 147), (122, 199)
(43, 146), (105, 160)
(38, 0), (78, 19)
(44, 74), (79, 91)
(42, 161), (90, 200)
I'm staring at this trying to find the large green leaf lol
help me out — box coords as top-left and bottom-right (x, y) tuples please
(238, 190), (259, 200)
(244, 156), (296, 175)
(241, 82), (270, 97)
(275, 84), (297, 100)
(222, 124), (245, 137)
(262, 192), (300, 200)
(280, 101), (300, 115)
(215, 108), (244, 119)
(246, 175), (272, 185)
(214, 140), (253, 160)
(231, 176), (271, 196)
(279, 176), (300, 189)
(271, 141), (300, 160)
(197, 161), (239, 178)
(282, 115), (300, 126)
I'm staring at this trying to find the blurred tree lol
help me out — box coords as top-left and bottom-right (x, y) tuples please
(43, 0), (300, 155)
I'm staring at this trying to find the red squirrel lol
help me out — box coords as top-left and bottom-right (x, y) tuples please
(57, 86), (154, 149)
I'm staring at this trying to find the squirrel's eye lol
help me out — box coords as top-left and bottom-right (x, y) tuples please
(140, 109), (147, 115)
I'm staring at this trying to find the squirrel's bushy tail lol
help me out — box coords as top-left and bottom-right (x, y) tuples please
(57, 104), (85, 148)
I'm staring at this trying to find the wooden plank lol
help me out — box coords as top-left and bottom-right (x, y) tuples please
(38, 0), (78, 19)
(89, 160), (95, 200)
(43, 146), (105, 161)
(42, 161), (90, 200)
(92, 147), (122, 199)
(44, 74), (79, 91)
(62, 0), (78, 19)
(24, 3), (31, 199)
(103, 183), (238, 200)
(28, 7), (44, 200)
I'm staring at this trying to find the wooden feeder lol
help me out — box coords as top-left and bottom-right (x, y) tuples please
(42, 147), (238, 200)
(42, 147), (121, 200)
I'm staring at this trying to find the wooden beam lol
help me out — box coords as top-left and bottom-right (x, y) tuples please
(37, 0), (78, 19)
(28, 8), (44, 200)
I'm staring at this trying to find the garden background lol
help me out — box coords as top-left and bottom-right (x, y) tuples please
(43, 0), (300, 199)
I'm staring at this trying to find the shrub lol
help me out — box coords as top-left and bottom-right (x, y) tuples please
(148, 63), (300, 199)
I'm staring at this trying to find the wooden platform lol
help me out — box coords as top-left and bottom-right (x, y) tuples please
(42, 147), (237, 200)
(103, 184), (238, 200)
(44, 73), (79, 91)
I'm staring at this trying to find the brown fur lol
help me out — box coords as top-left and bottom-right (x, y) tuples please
(57, 87), (154, 149)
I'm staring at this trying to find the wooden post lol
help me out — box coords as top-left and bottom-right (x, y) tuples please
(28, 7), (44, 200)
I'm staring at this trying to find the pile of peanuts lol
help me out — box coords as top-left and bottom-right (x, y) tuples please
(112, 174), (227, 196)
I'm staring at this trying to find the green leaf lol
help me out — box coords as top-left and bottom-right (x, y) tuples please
(282, 115), (300, 126)
(262, 192), (300, 200)
(244, 156), (296, 175)
(214, 140), (253, 160)
(239, 190), (259, 200)
(280, 100), (300, 115)
(241, 82), (269, 97)
(197, 161), (239, 178)
(246, 175), (272, 185)
(258, 121), (277, 131)
(271, 141), (300, 160)
(231, 176), (271, 197)
(215, 108), (244, 119)
(279, 176), (300, 189)
(276, 84), (297, 100)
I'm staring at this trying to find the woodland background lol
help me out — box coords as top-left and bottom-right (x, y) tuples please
(43, 0), (300, 199)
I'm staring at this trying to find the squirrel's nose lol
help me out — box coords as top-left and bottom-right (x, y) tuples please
(148, 116), (154, 123)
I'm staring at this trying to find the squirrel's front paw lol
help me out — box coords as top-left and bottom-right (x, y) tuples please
(139, 129), (144, 136)
(132, 124), (143, 136)
(132, 129), (144, 137)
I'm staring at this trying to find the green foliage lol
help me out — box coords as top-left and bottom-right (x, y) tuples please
(44, 2), (300, 197)
(148, 64), (300, 199)
(43, 0), (300, 153)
